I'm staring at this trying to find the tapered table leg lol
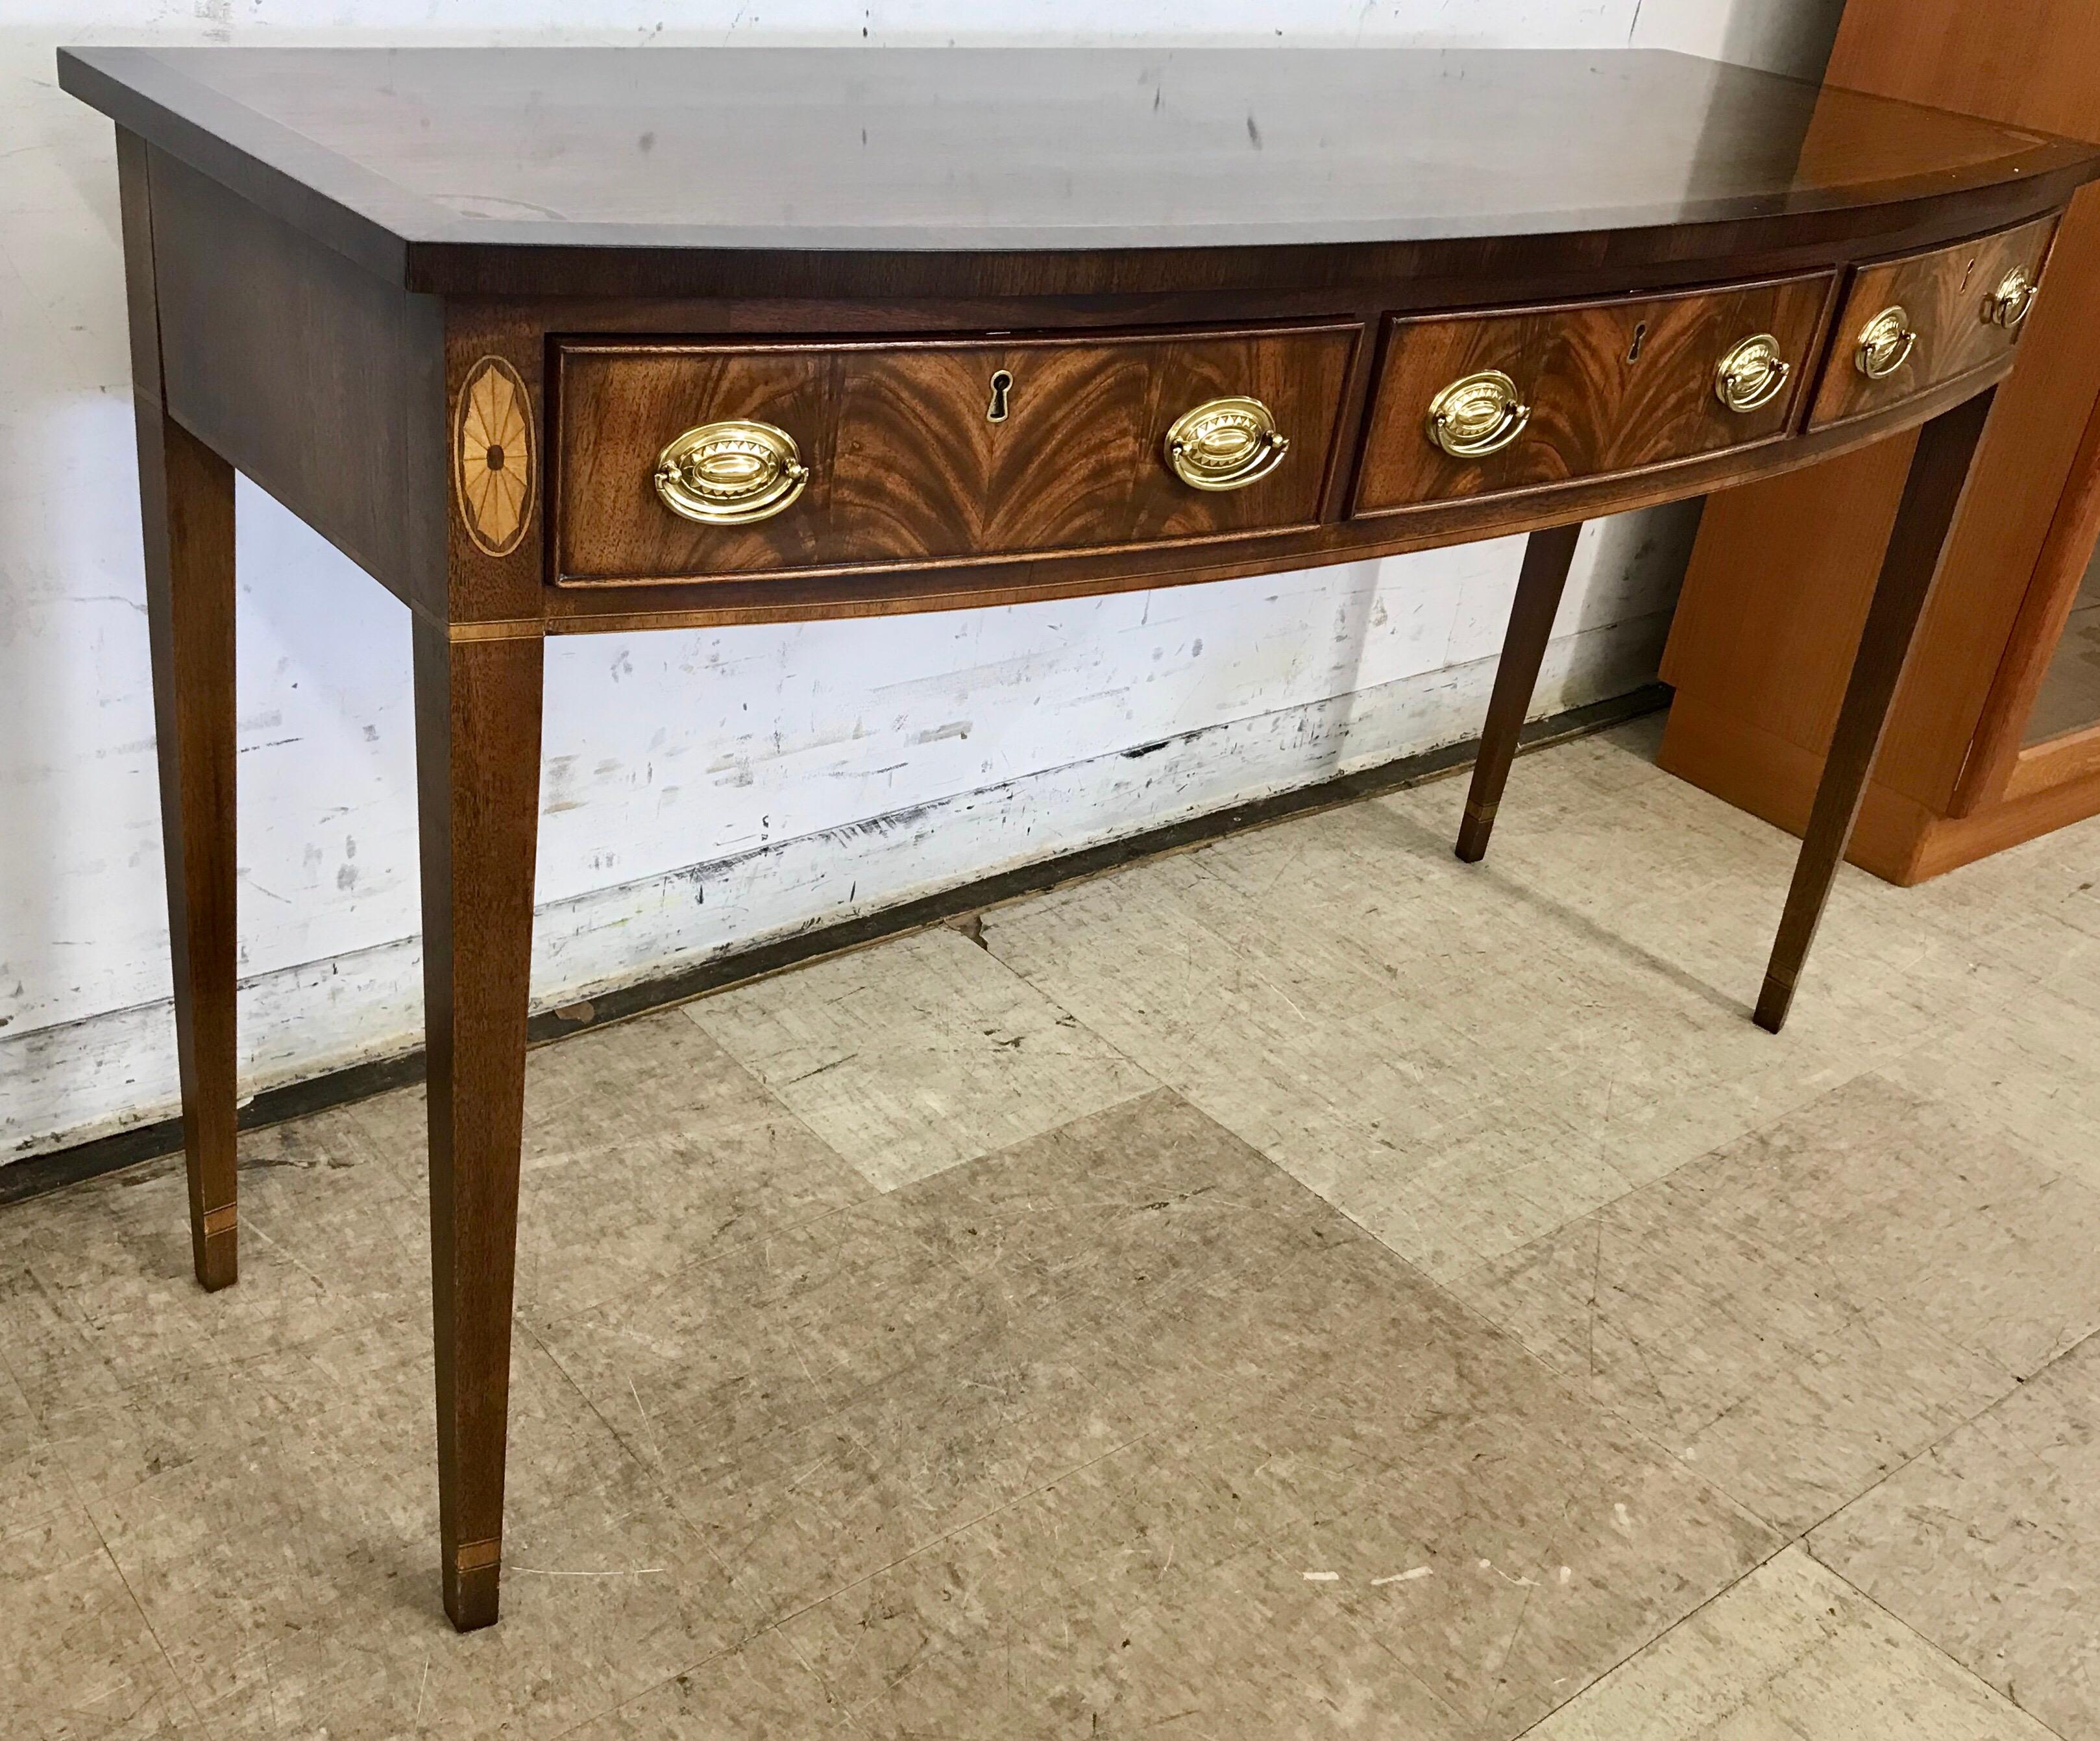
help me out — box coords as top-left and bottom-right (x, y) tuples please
(1456, 522), (1585, 863)
(413, 620), (544, 1631)
(1755, 389), (1997, 1033)
(123, 120), (242, 1294)
(136, 401), (241, 1293)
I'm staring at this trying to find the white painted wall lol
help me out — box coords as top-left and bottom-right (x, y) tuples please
(0, 0), (1842, 1163)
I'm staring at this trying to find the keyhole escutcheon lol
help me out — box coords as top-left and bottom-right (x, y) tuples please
(1627, 321), (1648, 363)
(986, 369), (1014, 423)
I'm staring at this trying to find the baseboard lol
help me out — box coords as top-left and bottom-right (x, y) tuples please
(0, 683), (1667, 1208)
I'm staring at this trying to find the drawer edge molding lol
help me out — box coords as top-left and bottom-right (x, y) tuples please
(551, 319), (1361, 588)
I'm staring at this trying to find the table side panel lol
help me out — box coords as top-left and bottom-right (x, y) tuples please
(143, 139), (448, 616)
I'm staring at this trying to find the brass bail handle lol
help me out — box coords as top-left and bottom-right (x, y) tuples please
(1984, 267), (2037, 332)
(1714, 333), (1791, 415)
(653, 419), (809, 525)
(1855, 306), (1918, 382)
(1426, 370), (1532, 459)
(1164, 396), (1291, 491)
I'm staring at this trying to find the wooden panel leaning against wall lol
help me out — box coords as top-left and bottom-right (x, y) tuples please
(1659, 0), (2100, 884)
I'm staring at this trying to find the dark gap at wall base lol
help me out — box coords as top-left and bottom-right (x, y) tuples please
(3, 684), (1668, 1208)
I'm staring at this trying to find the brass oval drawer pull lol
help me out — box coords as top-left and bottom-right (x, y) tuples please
(1426, 369), (1532, 459)
(1855, 306), (1918, 381)
(1714, 333), (1792, 414)
(1984, 267), (2037, 331)
(1164, 396), (1290, 491)
(654, 419), (809, 525)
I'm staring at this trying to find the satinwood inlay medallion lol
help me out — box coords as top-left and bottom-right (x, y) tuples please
(456, 356), (533, 557)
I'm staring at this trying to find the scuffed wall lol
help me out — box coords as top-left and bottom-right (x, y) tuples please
(0, 0), (1842, 1162)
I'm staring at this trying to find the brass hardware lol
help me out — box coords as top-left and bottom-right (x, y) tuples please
(986, 369), (1014, 423)
(1163, 395), (1289, 491)
(653, 420), (809, 525)
(1426, 370), (1531, 459)
(1984, 267), (2037, 331)
(1714, 333), (1791, 415)
(1855, 306), (1917, 381)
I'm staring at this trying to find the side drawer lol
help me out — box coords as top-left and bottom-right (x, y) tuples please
(552, 323), (1360, 586)
(1808, 216), (2058, 430)
(1350, 273), (1835, 518)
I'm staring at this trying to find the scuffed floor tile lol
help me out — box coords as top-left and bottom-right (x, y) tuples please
(4, 723), (2096, 1738)
(687, 927), (1154, 1191)
(514, 1010), (875, 1322)
(1811, 1332), (2100, 1741)
(1527, 1546), (2054, 1740)
(1451, 1075), (2099, 1534)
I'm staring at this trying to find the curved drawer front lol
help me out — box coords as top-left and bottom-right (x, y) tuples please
(1350, 273), (1835, 518)
(1808, 215), (2057, 431)
(554, 324), (1358, 587)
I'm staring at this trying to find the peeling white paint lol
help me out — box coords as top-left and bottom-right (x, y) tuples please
(0, 0), (1842, 1163)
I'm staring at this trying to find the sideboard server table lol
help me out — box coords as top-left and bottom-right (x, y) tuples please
(58, 43), (2100, 1630)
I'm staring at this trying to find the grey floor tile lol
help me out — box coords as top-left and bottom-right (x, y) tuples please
(981, 742), (1947, 1277)
(558, 1630), (852, 1738)
(669, 1093), (1777, 1737)
(5, 725), (2097, 1739)
(513, 1010), (876, 1323)
(67, 1316), (746, 1741)
(1526, 1545), (2055, 1740)
(1452, 1075), (2090, 1535)
(1811, 1331), (2100, 1741)
(687, 927), (1154, 1191)
(0, 1485), (199, 1740)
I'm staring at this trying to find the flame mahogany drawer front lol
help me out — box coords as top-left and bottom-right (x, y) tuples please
(1808, 215), (2057, 431)
(1350, 272), (1836, 517)
(552, 323), (1360, 586)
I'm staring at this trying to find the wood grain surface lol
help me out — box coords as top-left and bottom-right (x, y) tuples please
(123, 131), (242, 1293)
(554, 324), (1358, 586)
(413, 622), (545, 1632)
(1809, 216), (2057, 430)
(1352, 273), (1835, 516)
(55, 47), (2100, 301)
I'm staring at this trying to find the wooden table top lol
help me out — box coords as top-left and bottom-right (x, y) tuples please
(58, 46), (2100, 298)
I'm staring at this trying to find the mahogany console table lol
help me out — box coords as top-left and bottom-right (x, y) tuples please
(58, 43), (2100, 1631)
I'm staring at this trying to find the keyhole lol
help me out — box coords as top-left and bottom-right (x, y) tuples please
(1627, 322), (1648, 363)
(986, 369), (1014, 423)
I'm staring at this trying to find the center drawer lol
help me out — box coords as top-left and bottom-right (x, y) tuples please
(1350, 272), (1835, 518)
(552, 323), (1360, 587)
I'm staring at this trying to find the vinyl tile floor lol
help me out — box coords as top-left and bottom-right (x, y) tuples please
(6, 716), (2100, 1739)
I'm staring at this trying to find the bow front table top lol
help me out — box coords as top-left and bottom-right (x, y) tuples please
(58, 42), (2100, 1629)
